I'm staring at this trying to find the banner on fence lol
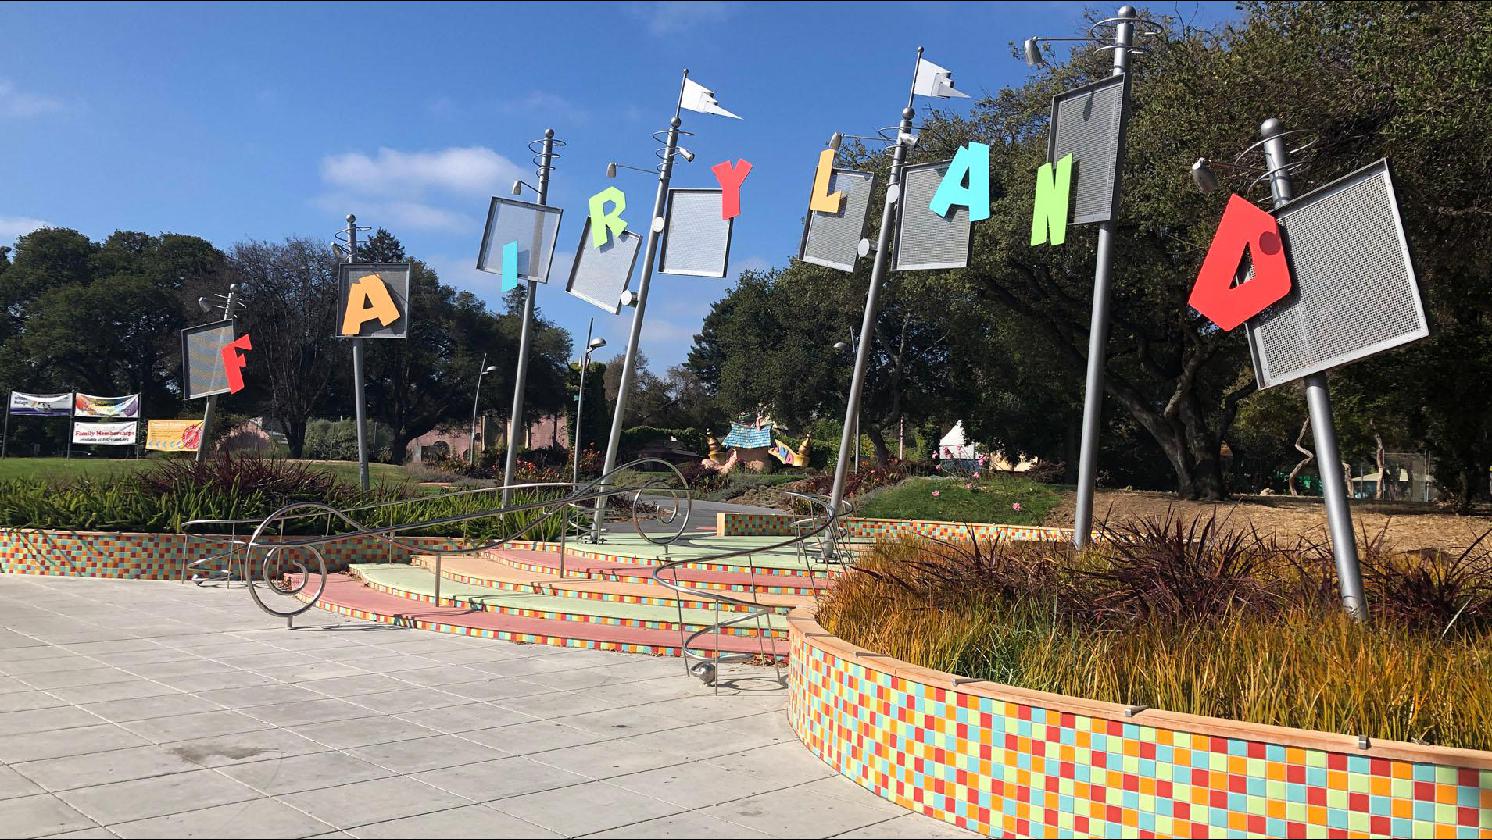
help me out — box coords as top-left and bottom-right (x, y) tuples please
(74, 393), (141, 419)
(145, 419), (202, 452)
(71, 420), (138, 445)
(7, 392), (73, 417)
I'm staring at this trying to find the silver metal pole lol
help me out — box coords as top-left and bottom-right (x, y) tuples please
(347, 215), (371, 491)
(1072, 6), (1135, 549)
(196, 283), (240, 463)
(469, 352), (486, 465)
(1259, 117), (1365, 619)
(591, 72), (691, 542)
(826, 48), (923, 528)
(502, 129), (557, 503)
(571, 319), (594, 485)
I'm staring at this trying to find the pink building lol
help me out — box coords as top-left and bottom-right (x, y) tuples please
(408, 414), (568, 463)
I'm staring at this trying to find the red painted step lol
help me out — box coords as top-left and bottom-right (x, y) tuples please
(489, 548), (830, 596)
(303, 573), (790, 659)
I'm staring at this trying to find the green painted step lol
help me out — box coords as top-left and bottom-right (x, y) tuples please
(542, 533), (822, 572)
(349, 564), (790, 636)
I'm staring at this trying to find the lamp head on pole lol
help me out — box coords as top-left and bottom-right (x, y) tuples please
(605, 162), (618, 179)
(587, 337), (607, 351)
(1191, 158), (1220, 194)
(828, 132), (843, 151)
(677, 147), (695, 163)
(511, 180), (523, 196)
(1023, 37), (1044, 67)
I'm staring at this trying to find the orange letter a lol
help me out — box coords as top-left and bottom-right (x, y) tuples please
(341, 274), (401, 335)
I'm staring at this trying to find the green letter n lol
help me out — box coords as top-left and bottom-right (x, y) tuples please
(1030, 154), (1074, 247)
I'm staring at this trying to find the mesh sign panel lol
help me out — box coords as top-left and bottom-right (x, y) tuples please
(1247, 160), (1427, 389)
(475, 197), (563, 283)
(659, 188), (732, 278)
(181, 320), (236, 400)
(799, 168), (874, 272)
(337, 263), (411, 339)
(566, 218), (642, 314)
(895, 160), (970, 271)
(1049, 74), (1128, 225)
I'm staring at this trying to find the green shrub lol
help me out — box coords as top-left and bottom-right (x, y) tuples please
(304, 418), (393, 463)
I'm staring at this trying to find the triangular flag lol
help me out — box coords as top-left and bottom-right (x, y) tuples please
(912, 58), (970, 99)
(680, 77), (741, 119)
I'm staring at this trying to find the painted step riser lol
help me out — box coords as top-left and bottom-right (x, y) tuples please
(352, 577), (787, 640)
(495, 557), (825, 595)
(419, 566), (792, 615)
(488, 548), (817, 579)
(298, 591), (787, 660)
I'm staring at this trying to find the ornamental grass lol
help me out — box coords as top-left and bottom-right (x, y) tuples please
(816, 515), (1492, 751)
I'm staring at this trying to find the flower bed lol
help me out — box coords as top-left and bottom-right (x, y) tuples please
(788, 608), (1492, 838)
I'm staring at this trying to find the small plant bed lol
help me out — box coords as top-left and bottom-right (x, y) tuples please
(854, 475), (1060, 526)
(817, 515), (1492, 751)
(0, 454), (564, 540)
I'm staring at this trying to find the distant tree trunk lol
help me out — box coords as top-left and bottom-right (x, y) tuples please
(284, 418), (307, 458)
(1374, 430), (1388, 500)
(866, 424), (891, 467)
(391, 432), (413, 466)
(1288, 417), (1313, 496)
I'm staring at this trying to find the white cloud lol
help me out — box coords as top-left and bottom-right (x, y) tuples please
(629, 1), (737, 35)
(498, 91), (590, 126)
(321, 146), (524, 197)
(0, 80), (65, 119)
(0, 216), (50, 243)
(317, 145), (525, 232)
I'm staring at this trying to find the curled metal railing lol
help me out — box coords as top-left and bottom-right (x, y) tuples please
(182, 458), (856, 686)
(649, 490), (849, 686)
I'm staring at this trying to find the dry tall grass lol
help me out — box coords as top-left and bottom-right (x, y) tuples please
(817, 516), (1492, 750)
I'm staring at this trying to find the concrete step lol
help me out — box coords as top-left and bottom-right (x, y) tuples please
(298, 573), (790, 659)
(349, 564), (789, 639)
(409, 554), (812, 615)
(492, 548), (830, 597)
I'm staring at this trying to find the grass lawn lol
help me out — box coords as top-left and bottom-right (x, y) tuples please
(855, 474), (1060, 526)
(0, 457), (410, 486)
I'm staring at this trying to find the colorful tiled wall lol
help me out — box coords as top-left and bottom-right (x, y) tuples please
(788, 618), (1492, 838)
(716, 512), (1072, 544)
(0, 529), (464, 581)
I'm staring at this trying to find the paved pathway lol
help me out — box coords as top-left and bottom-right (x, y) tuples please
(0, 575), (973, 839)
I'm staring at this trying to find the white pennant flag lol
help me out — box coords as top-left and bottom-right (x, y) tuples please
(912, 58), (970, 99)
(680, 77), (741, 119)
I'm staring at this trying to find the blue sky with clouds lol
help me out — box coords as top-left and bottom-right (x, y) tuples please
(0, 1), (1239, 369)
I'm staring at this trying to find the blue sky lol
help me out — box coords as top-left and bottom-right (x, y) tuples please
(0, 1), (1239, 369)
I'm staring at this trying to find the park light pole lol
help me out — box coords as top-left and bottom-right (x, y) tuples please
(1022, 6), (1158, 549)
(501, 129), (562, 503)
(1191, 121), (1365, 620)
(194, 283), (241, 462)
(589, 74), (699, 542)
(571, 326), (606, 484)
(833, 334), (860, 475)
(469, 354), (497, 466)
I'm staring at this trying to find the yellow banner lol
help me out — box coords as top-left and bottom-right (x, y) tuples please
(145, 419), (202, 452)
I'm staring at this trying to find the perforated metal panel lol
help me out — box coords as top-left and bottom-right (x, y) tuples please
(1048, 73), (1128, 225)
(336, 263), (411, 339)
(181, 320), (236, 400)
(798, 168), (874, 272)
(1247, 160), (1427, 389)
(475, 197), (563, 283)
(566, 218), (642, 314)
(659, 188), (732, 278)
(895, 160), (970, 271)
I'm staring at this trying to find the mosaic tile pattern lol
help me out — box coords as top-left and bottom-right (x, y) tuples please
(789, 625), (1492, 838)
(0, 528), (462, 581)
(717, 512), (1072, 544)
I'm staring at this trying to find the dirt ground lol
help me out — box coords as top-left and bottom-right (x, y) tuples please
(1044, 488), (1492, 552)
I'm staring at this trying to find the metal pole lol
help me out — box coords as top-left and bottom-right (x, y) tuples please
(2, 402), (9, 458)
(346, 215), (371, 491)
(469, 353), (486, 465)
(572, 319), (594, 485)
(826, 48), (923, 529)
(592, 72), (691, 542)
(1072, 6), (1135, 549)
(196, 284), (239, 462)
(1259, 117), (1364, 619)
(502, 129), (557, 503)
